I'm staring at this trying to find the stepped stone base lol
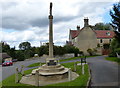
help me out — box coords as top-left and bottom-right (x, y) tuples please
(20, 71), (79, 86)
(20, 60), (79, 86)
(32, 64), (69, 75)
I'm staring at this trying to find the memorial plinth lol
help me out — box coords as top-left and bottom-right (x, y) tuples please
(31, 64), (69, 81)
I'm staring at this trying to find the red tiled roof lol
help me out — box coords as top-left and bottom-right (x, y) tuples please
(70, 30), (79, 39)
(70, 30), (115, 39)
(94, 30), (115, 38)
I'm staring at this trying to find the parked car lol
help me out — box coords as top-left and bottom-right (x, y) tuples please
(2, 60), (13, 66)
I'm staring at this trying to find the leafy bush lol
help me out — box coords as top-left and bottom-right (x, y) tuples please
(87, 48), (97, 56)
(109, 38), (120, 57)
(87, 48), (93, 56)
(54, 46), (65, 56)
(16, 50), (25, 61)
(63, 45), (80, 57)
(108, 52), (116, 57)
(97, 43), (100, 47)
(115, 48), (120, 55)
(103, 43), (110, 49)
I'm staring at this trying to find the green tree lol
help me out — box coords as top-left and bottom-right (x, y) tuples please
(64, 45), (80, 57)
(54, 46), (65, 56)
(109, 2), (120, 56)
(110, 2), (120, 43)
(1, 42), (10, 52)
(16, 50), (25, 61)
(8, 47), (16, 59)
(93, 23), (112, 30)
(30, 47), (39, 56)
(38, 45), (49, 56)
(24, 49), (34, 59)
(109, 38), (120, 56)
(19, 42), (31, 50)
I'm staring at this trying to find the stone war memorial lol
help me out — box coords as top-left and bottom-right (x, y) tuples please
(20, 2), (79, 86)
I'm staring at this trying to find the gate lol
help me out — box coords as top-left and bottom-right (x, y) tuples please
(102, 49), (110, 55)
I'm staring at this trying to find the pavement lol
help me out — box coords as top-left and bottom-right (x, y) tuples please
(86, 56), (119, 87)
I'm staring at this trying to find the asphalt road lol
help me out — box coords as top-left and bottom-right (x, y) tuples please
(87, 56), (119, 87)
(1, 57), (45, 81)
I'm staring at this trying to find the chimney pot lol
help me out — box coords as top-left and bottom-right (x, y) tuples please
(84, 17), (89, 27)
(77, 25), (80, 30)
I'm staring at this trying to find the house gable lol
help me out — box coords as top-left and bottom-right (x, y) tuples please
(76, 27), (97, 53)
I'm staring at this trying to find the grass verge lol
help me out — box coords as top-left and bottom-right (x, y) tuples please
(2, 68), (35, 86)
(27, 55), (98, 68)
(46, 62), (89, 86)
(105, 57), (120, 64)
(27, 62), (44, 67)
(2, 62), (89, 87)
(60, 55), (99, 62)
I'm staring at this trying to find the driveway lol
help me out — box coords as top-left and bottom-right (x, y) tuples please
(87, 56), (119, 87)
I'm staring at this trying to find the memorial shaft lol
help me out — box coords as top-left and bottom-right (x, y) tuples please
(49, 2), (53, 58)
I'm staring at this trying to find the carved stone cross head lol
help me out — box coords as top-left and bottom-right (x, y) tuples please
(50, 2), (52, 15)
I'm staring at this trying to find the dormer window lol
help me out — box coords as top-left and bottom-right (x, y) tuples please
(106, 32), (110, 36)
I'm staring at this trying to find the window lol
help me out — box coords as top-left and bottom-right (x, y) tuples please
(106, 32), (110, 36)
(100, 39), (103, 43)
(109, 39), (111, 42)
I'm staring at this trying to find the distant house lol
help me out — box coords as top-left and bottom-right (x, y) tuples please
(67, 18), (115, 55)
(0, 53), (12, 63)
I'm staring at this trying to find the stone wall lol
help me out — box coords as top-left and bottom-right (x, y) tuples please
(55, 53), (74, 59)
(40, 53), (75, 60)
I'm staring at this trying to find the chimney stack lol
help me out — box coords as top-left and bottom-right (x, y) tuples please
(77, 25), (80, 30)
(84, 17), (89, 27)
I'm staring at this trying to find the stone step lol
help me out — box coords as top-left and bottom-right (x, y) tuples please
(38, 66), (65, 73)
(41, 64), (61, 69)
(39, 68), (69, 75)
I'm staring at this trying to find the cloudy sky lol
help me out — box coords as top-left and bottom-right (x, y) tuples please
(0, 0), (119, 49)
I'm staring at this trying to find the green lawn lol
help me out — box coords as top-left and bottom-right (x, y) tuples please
(105, 57), (120, 64)
(2, 68), (35, 87)
(27, 62), (45, 67)
(47, 62), (89, 86)
(2, 62), (89, 87)
(59, 56), (81, 62)
(59, 55), (98, 62)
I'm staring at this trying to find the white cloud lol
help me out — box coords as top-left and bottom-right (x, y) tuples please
(1, 0), (118, 48)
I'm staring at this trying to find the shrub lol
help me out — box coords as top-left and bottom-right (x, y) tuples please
(64, 45), (80, 57)
(97, 43), (100, 47)
(103, 43), (110, 49)
(79, 51), (84, 56)
(115, 48), (120, 55)
(109, 38), (120, 56)
(108, 53), (116, 57)
(87, 49), (93, 56)
(16, 50), (25, 61)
